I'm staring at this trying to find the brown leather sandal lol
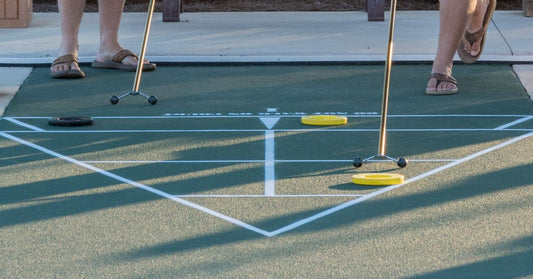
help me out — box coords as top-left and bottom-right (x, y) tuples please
(50, 54), (85, 79)
(91, 49), (156, 72)
(425, 73), (458, 95)
(457, 0), (496, 64)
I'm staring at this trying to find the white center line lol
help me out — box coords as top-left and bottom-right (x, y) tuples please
(264, 130), (276, 196)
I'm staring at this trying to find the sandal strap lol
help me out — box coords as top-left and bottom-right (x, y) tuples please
(112, 49), (138, 63)
(464, 28), (485, 45)
(52, 54), (78, 66)
(429, 73), (457, 86)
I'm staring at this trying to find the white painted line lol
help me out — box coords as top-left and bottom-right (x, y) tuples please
(0, 131), (272, 237)
(82, 158), (457, 164)
(363, 158), (457, 163)
(274, 159), (459, 163)
(267, 131), (533, 236)
(495, 115), (533, 130)
(3, 117), (46, 132)
(3, 128), (533, 134)
(174, 194), (366, 198)
(2, 129), (268, 133)
(259, 117), (280, 129)
(6, 114), (532, 120)
(84, 160), (265, 164)
(264, 130), (276, 196)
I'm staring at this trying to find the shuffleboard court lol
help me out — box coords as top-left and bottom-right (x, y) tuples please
(1, 64), (532, 278)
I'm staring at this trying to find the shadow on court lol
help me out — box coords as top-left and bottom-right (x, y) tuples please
(1, 64), (532, 278)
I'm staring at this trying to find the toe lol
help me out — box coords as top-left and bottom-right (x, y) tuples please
(426, 77), (437, 92)
(121, 55), (138, 66)
(437, 80), (457, 92)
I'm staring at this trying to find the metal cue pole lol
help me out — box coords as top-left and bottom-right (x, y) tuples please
(377, 0), (398, 156)
(132, 0), (156, 92)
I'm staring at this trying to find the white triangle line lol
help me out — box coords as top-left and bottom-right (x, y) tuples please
(2, 131), (531, 237)
(259, 117), (280, 129)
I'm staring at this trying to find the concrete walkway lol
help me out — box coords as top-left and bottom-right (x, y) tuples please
(1, 11), (532, 115)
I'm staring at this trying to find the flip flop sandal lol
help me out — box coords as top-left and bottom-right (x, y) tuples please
(425, 73), (458, 95)
(91, 49), (156, 72)
(457, 0), (497, 64)
(50, 54), (85, 79)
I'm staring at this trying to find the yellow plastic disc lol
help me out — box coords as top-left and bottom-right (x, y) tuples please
(301, 115), (348, 126)
(352, 173), (405, 186)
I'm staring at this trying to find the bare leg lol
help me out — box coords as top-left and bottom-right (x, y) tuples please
(426, 0), (476, 93)
(50, 0), (85, 74)
(94, 0), (149, 66)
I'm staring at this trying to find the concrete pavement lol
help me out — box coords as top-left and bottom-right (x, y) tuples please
(1, 11), (532, 115)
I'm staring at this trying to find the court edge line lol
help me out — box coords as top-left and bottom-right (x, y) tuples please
(0, 131), (272, 237)
(266, 131), (533, 236)
(4, 114), (532, 120)
(82, 159), (458, 164)
(3, 128), (533, 133)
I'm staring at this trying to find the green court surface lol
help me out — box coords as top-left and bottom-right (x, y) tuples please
(1, 64), (532, 278)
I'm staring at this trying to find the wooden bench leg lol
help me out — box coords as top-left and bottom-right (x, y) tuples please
(366, 0), (385, 21)
(524, 0), (533, 16)
(163, 0), (181, 22)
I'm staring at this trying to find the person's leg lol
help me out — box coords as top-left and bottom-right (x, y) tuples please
(50, 0), (85, 75)
(460, 0), (491, 57)
(94, 0), (151, 67)
(426, 0), (476, 94)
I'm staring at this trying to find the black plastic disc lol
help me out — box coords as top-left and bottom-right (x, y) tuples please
(48, 116), (93, 127)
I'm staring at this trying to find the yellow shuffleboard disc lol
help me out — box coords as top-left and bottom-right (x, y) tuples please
(352, 173), (405, 186)
(301, 115), (348, 126)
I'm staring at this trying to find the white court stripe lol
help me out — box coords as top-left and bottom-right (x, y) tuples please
(3, 128), (533, 134)
(495, 116), (533, 130)
(174, 194), (366, 198)
(0, 131), (271, 237)
(7, 114), (531, 120)
(84, 160), (265, 164)
(3, 117), (46, 132)
(264, 130), (276, 196)
(267, 132), (533, 236)
(82, 159), (457, 164)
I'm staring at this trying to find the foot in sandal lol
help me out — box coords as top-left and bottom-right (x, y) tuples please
(425, 73), (458, 95)
(50, 54), (85, 79)
(91, 49), (156, 72)
(457, 0), (496, 63)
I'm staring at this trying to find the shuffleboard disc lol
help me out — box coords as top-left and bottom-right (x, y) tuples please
(301, 115), (347, 126)
(48, 116), (94, 127)
(352, 173), (404, 186)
